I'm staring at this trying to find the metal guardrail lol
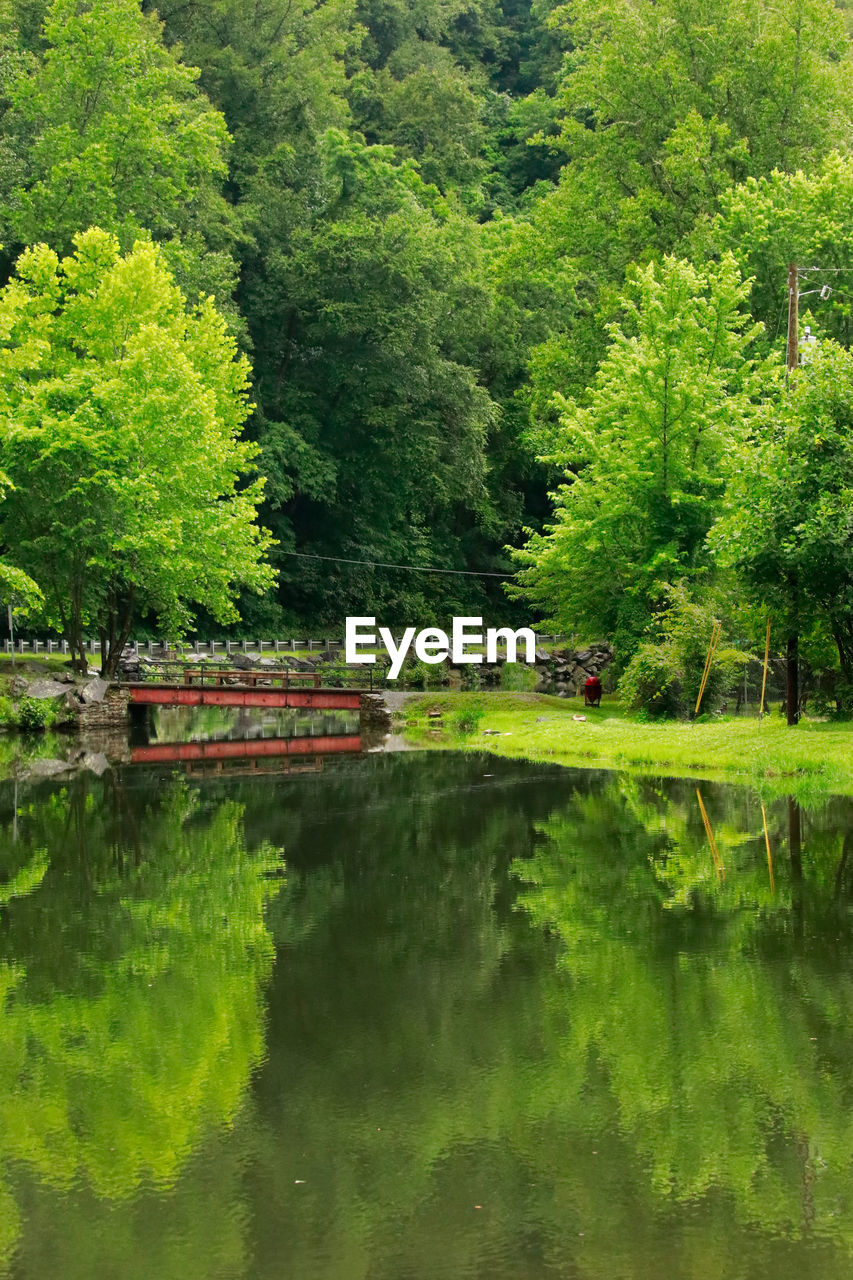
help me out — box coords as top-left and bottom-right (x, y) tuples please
(3, 633), (573, 657)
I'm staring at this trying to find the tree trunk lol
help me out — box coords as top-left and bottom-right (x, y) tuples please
(786, 632), (799, 726)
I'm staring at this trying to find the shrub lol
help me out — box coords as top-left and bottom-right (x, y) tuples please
(617, 642), (682, 718)
(618, 583), (747, 718)
(448, 700), (485, 735)
(499, 662), (538, 692)
(18, 697), (51, 730)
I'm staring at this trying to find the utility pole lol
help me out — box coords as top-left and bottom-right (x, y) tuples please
(785, 263), (799, 725)
(786, 261), (799, 377)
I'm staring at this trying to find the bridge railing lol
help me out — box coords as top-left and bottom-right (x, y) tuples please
(123, 662), (381, 691)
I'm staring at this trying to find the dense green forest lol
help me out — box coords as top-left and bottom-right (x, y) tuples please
(2, 0), (853, 700)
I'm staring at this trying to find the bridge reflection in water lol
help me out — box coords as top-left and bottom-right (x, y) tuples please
(131, 706), (366, 776)
(132, 734), (363, 775)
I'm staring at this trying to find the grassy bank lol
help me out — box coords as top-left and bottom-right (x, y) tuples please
(401, 693), (853, 798)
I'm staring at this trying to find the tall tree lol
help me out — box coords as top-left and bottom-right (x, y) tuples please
(711, 342), (853, 713)
(519, 0), (853, 400)
(0, 229), (275, 672)
(700, 152), (853, 354)
(0, 0), (236, 309)
(510, 255), (765, 652)
(238, 131), (500, 626)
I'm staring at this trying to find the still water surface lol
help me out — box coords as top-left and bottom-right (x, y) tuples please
(1, 730), (853, 1278)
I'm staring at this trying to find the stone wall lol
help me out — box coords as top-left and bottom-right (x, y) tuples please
(76, 687), (131, 731)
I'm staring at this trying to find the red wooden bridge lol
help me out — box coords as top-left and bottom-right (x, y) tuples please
(123, 666), (364, 711)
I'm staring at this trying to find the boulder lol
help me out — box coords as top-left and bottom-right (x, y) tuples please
(27, 679), (67, 700)
(79, 751), (110, 776)
(9, 676), (28, 697)
(286, 657), (317, 672)
(27, 758), (74, 778)
(81, 676), (108, 704)
(231, 653), (255, 670)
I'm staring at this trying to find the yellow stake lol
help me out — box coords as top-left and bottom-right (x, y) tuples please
(761, 803), (775, 895)
(695, 620), (722, 717)
(759, 618), (771, 718)
(697, 788), (725, 881)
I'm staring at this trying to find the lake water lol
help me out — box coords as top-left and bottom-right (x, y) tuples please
(1, 722), (853, 1278)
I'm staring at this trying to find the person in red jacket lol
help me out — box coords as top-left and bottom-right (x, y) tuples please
(584, 674), (602, 707)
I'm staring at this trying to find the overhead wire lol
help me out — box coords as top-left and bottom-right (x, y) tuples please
(280, 549), (513, 578)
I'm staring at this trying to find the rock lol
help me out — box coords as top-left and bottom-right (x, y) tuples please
(575, 648), (592, 663)
(258, 657), (283, 669)
(557, 691), (569, 699)
(572, 714), (587, 722)
(286, 657), (317, 672)
(231, 653), (255, 670)
(427, 710), (443, 719)
(483, 728), (502, 735)
(64, 689), (82, 712)
(81, 676), (108, 704)
(27, 758), (74, 778)
(9, 676), (28, 697)
(79, 751), (110, 776)
(27, 679), (67, 700)
(535, 647), (550, 663)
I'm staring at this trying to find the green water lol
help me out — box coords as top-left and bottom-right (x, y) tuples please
(1, 745), (853, 1278)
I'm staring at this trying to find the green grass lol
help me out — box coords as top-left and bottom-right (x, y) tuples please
(401, 692), (853, 799)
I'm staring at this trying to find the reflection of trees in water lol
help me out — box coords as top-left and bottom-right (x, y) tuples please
(237, 762), (853, 1280)
(0, 776), (283, 1276)
(150, 704), (360, 743)
(514, 778), (853, 1239)
(3, 756), (853, 1278)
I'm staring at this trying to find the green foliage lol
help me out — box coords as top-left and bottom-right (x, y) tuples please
(0, 229), (275, 674)
(499, 659), (537, 691)
(16, 696), (50, 729)
(447, 697), (485, 733)
(245, 130), (500, 626)
(1, 0), (853, 641)
(1, 0), (236, 310)
(702, 152), (853, 354)
(617, 584), (746, 718)
(712, 343), (853, 701)
(510, 256), (766, 655)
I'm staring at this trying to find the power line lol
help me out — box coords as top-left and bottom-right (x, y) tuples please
(281, 550), (513, 579)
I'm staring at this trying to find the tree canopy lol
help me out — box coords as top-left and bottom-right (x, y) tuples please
(0, 228), (274, 672)
(0, 0), (852, 682)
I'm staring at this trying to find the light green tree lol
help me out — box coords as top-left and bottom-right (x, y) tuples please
(0, 0), (237, 311)
(0, 228), (275, 674)
(510, 255), (765, 654)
